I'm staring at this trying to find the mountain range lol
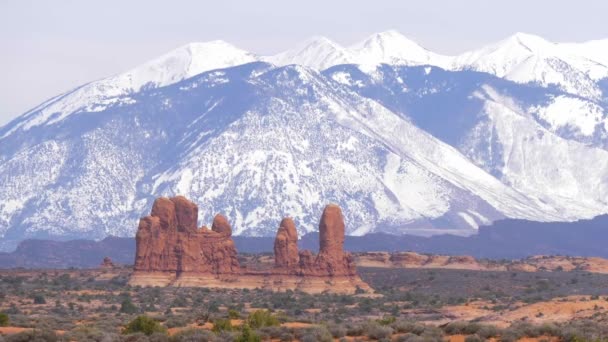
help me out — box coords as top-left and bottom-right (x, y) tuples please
(1, 30), (607, 251)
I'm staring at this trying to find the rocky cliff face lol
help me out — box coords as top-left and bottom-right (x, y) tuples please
(134, 196), (240, 275)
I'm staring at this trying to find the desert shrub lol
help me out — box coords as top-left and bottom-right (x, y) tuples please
(235, 324), (261, 342)
(391, 320), (424, 334)
(120, 298), (139, 314)
(148, 332), (170, 342)
(346, 323), (365, 336)
(5, 328), (59, 342)
(537, 322), (560, 337)
(123, 315), (167, 336)
(278, 331), (294, 341)
(327, 323), (347, 338)
(508, 322), (542, 338)
(464, 335), (483, 342)
(165, 316), (188, 328)
(170, 328), (216, 342)
(477, 325), (500, 339)
(376, 315), (396, 326)
(65, 325), (104, 341)
(462, 322), (482, 335)
(500, 327), (523, 342)
(443, 321), (468, 335)
(299, 326), (333, 342)
(246, 310), (279, 329)
(32, 294), (46, 304)
(212, 318), (233, 333)
(419, 325), (444, 340)
(120, 332), (149, 342)
(558, 320), (608, 342)
(394, 333), (424, 342)
(228, 309), (241, 319)
(215, 331), (238, 342)
(258, 326), (286, 339)
(0, 313), (8, 326)
(364, 321), (393, 340)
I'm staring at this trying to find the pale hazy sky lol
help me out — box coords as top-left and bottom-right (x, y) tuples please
(1, 0), (607, 126)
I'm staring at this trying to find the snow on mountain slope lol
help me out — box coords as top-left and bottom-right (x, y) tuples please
(151, 65), (579, 239)
(561, 39), (608, 77)
(266, 30), (450, 70)
(529, 95), (607, 138)
(0, 141), (69, 234)
(1, 41), (258, 138)
(350, 30), (450, 69)
(267, 31), (607, 100)
(451, 33), (605, 98)
(463, 85), (608, 217)
(263, 37), (354, 70)
(324, 64), (608, 219)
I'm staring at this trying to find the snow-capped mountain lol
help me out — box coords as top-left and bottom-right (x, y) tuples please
(450, 32), (606, 99)
(1, 31), (608, 251)
(350, 30), (450, 68)
(268, 31), (608, 99)
(263, 37), (354, 70)
(2, 41), (258, 138)
(265, 30), (449, 70)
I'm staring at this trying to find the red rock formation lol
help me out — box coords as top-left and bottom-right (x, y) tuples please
(318, 204), (345, 256)
(100, 256), (115, 269)
(274, 217), (299, 268)
(274, 204), (357, 277)
(134, 196), (239, 275)
(312, 204), (356, 276)
(211, 214), (232, 236)
(132, 198), (369, 293)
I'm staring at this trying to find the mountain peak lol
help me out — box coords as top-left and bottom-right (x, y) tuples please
(351, 30), (448, 68)
(354, 29), (424, 49)
(263, 36), (353, 70)
(500, 32), (553, 53)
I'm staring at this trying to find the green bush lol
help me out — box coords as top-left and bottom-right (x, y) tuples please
(376, 315), (396, 326)
(246, 310), (279, 329)
(123, 315), (167, 336)
(212, 318), (233, 333)
(120, 298), (139, 314)
(228, 309), (241, 319)
(0, 313), (8, 327)
(235, 324), (261, 342)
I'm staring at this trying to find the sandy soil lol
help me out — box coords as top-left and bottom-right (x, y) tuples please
(438, 295), (608, 327)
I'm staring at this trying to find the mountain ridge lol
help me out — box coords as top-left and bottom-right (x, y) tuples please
(1, 31), (608, 251)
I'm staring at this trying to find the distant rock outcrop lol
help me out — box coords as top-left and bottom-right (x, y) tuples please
(131, 197), (370, 293)
(100, 256), (116, 269)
